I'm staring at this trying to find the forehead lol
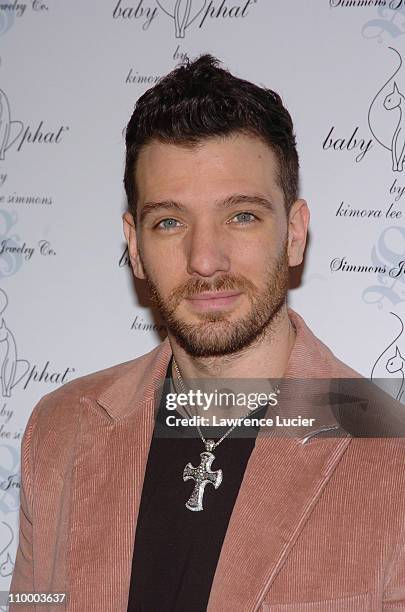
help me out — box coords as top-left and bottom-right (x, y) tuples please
(135, 132), (282, 206)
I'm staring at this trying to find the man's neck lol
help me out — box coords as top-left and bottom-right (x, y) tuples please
(169, 304), (296, 381)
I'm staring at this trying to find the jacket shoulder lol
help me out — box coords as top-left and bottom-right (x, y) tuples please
(288, 308), (363, 379)
(316, 338), (363, 378)
(27, 343), (163, 433)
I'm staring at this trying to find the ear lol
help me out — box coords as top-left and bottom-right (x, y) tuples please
(287, 199), (310, 267)
(394, 82), (399, 92)
(122, 211), (145, 279)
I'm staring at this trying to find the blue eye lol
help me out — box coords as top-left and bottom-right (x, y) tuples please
(156, 218), (180, 230)
(232, 212), (257, 224)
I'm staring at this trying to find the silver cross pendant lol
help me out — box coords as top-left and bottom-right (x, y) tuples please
(183, 443), (223, 511)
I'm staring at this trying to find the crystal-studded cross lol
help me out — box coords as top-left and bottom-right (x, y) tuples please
(183, 450), (223, 511)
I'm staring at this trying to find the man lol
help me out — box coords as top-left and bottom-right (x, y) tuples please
(9, 54), (405, 611)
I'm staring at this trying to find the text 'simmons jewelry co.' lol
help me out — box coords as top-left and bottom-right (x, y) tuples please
(172, 358), (280, 512)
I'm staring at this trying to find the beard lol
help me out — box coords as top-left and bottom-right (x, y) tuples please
(142, 238), (289, 358)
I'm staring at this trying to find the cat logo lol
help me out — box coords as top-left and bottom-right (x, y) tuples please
(0, 521), (14, 579)
(156, 0), (207, 38)
(0, 289), (29, 398)
(371, 311), (405, 403)
(0, 88), (23, 161)
(368, 47), (405, 173)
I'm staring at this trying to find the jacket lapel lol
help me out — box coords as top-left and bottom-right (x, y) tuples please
(68, 338), (173, 611)
(207, 435), (352, 612)
(207, 308), (356, 611)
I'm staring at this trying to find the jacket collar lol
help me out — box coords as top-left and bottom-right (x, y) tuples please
(94, 307), (356, 441)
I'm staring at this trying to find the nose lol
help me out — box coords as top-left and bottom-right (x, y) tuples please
(185, 224), (231, 278)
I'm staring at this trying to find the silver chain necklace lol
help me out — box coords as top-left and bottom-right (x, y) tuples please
(172, 357), (280, 512)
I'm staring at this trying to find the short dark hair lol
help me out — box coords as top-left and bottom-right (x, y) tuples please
(124, 53), (299, 219)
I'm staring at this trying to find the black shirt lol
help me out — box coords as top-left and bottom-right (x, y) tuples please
(126, 358), (266, 612)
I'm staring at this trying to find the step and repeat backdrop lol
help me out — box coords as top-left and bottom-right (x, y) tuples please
(1, 0), (405, 603)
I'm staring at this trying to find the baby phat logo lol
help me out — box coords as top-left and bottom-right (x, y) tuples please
(0, 86), (69, 160)
(156, 0), (209, 37)
(0, 88), (23, 161)
(112, 0), (258, 37)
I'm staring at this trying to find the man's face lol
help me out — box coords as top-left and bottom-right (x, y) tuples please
(123, 132), (308, 357)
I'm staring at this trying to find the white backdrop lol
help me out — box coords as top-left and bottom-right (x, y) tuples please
(1, 0), (405, 604)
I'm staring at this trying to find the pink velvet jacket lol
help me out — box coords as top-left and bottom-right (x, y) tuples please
(9, 308), (405, 611)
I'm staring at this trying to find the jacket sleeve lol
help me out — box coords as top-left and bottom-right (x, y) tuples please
(383, 532), (405, 609)
(8, 401), (42, 609)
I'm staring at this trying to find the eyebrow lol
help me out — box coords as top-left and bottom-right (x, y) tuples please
(138, 193), (275, 224)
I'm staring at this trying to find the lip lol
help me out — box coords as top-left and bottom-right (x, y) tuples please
(187, 291), (242, 300)
(185, 291), (242, 311)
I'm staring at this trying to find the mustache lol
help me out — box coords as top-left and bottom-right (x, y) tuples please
(169, 275), (258, 306)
